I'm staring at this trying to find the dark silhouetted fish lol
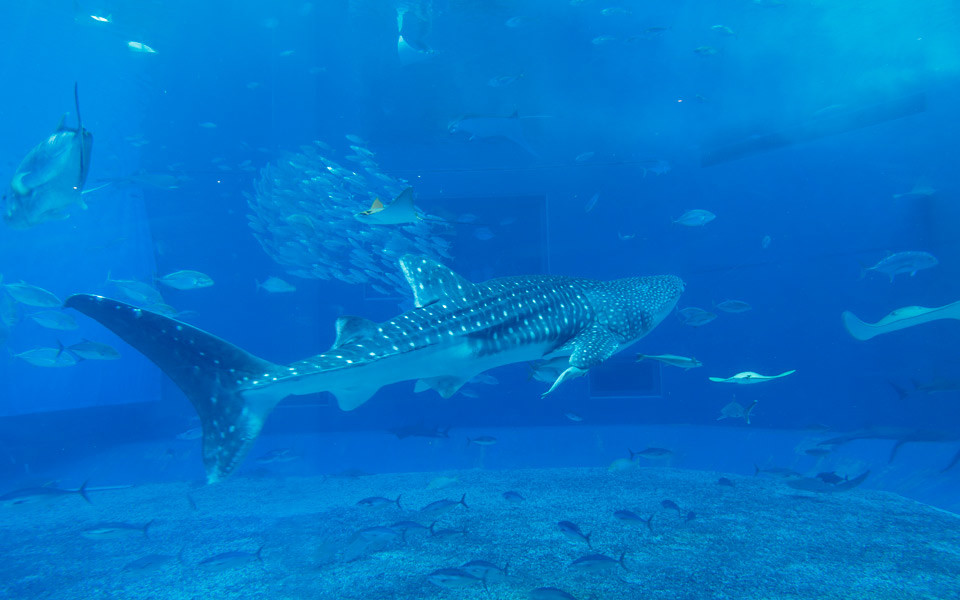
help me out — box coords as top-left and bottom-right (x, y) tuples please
(66, 256), (682, 483)
(1, 481), (90, 507)
(557, 521), (591, 548)
(786, 470), (870, 493)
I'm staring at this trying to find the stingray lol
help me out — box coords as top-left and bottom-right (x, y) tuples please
(708, 370), (795, 384)
(842, 299), (960, 341)
(4, 83), (93, 227)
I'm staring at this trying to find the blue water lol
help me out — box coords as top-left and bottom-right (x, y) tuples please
(1, 1), (959, 596)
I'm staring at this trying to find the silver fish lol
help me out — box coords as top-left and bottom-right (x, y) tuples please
(5, 84), (93, 228)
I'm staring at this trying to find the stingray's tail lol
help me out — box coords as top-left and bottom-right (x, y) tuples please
(65, 294), (286, 483)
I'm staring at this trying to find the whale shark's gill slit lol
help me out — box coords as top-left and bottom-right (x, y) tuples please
(64, 294), (283, 483)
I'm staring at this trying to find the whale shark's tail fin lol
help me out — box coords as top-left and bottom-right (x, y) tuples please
(65, 294), (286, 483)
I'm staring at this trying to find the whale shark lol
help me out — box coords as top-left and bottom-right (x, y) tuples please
(65, 256), (683, 483)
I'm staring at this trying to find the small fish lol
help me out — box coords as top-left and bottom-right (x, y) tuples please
(583, 192), (600, 213)
(636, 353), (702, 369)
(3, 282), (61, 307)
(254, 448), (300, 464)
(575, 151), (595, 162)
(863, 251), (938, 282)
(557, 521), (591, 548)
(564, 412), (583, 422)
(198, 546), (264, 572)
(505, 16), (530, 28)
(89, 14), (111, 23)
(127, 41), (157, 53)
(427, 568), (483, 589)
(754, 465), (803, 479)
(256, 277), (296, 293)
(358, 525), (400, 543)
(488, 74), (523, 87)
(715, 299), (752, 313)
(785, 470), (869, 493)
(674, 209), (716, 226)
(711, 24), (735, 35)
(630, 447), (673, 460)
(420, 493), (467, 517)
(460, 559), (509, 582)
(429, 523), (468, 539)
(661, 499), (682, 516)
(357, 495), (402, 509)
(107, 275), (164, 305)
(717, 477), (735, 487)
(29, 310), (77, 330)
(158, 270), (214, 290)
(467, 435), (497, 446)
(345, 134), (368, 145)
(676, 307), (717, 327)
(123, 553), (179, 574)
(709, 370), (795, 384)
(613, 510), (653, 531)
(80, 520), (152, 540)
(67, 339), (120, 360)
(390, 520), (430, 537)
(592, 35), (617, 45)
(503, 490), (525, 503)
(530, 588), (577, 600)
(569, 552), (628, 573)
(761, 235), (772, 249)
(694, 46), (718, 56)
(198, 122), (217, 129)
(176, 426), (202, 440)
(427, 476), (458, 490)
(473, 226), (496, 241)
(683, 510), (696, 522)
(14, 347), (79, 367)
(1, 481), (90, 507)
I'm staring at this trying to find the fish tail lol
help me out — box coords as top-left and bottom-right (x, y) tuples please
(143, 519), (154, 539)
(753, 464), (760, 476)
(428, 521), (437, 536)
(585, 532), (592, 550)
(65, 294), (287, 483)
(395, 494), (403, 509)
(255, 545), (265, 563)
(618, 551), (630, 572)
(628, 448), (637, 461)
(459, 493), (468, 508)
(77, 480), (91, 504)
(644, 515), (654, 532)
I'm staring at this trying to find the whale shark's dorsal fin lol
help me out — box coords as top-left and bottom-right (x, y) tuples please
(64, 294), (285, 484)
(332, 315), (378, 349)
(400, 255), (477, 308)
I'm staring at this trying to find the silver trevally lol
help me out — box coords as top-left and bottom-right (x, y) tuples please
(677, 306), (716, 327)
(842, 299), (960, 341)
(80, 520), (152, 540)
(5, 84), (93, 228)
(636, 353), (702, 369)
(863, 251), (938, 282)
(106, 274), (164, 306)
(158, 270), (214, 290)
(709, 370), (795, 384)
(66, 255), (682, 482)
(3, 281), (62, 307)
(198, 547), (263, 572)
(14, 347), (79, 367)
(29, 310), (78, 330)
(0, 482), (90, 507)
(715, 299), (751, 313)
(257, 277), (296, 293)
(67, 339), (120, 360)
(673, 209), (715, 226)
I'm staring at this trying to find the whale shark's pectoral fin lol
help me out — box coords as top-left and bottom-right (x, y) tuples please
(415, 375), (470, 399)
(64, 294), (286, 484)
(400, 255), (478, 308)
(541, 325), (620, 397)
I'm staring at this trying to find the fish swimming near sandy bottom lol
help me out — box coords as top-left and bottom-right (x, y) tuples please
(65, 255), (683, 483)
(842, 299), (960, 341)
(4, 83), (93, 228)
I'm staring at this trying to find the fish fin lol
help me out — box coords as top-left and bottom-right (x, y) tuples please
(74, 82), (86, 182)
(331, 315), (377, 349)
(541, 366), (587, 397)
(77, 480), (91, 504)
(330, 384), (382, 411)
(568, 325), (620, 370)
(370, 198), (384, 211)
(64, 294), (285, 483)
(56, 113), (68, 131)
(399, 255), (476, 308)
(841, 310), (876, 341)
(10, 171), (31, 196)
(415, 375), (469, 399)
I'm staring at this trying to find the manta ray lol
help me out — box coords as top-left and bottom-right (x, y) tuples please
(842, 299), (960, 341)
(4, 83), (93, 228)
(66, 256), (683, 482)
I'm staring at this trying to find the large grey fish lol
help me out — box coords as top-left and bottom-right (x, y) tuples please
(863, 251), (938, 282)
(4, 84), (93, 227)
(65, 255), (682, 483)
